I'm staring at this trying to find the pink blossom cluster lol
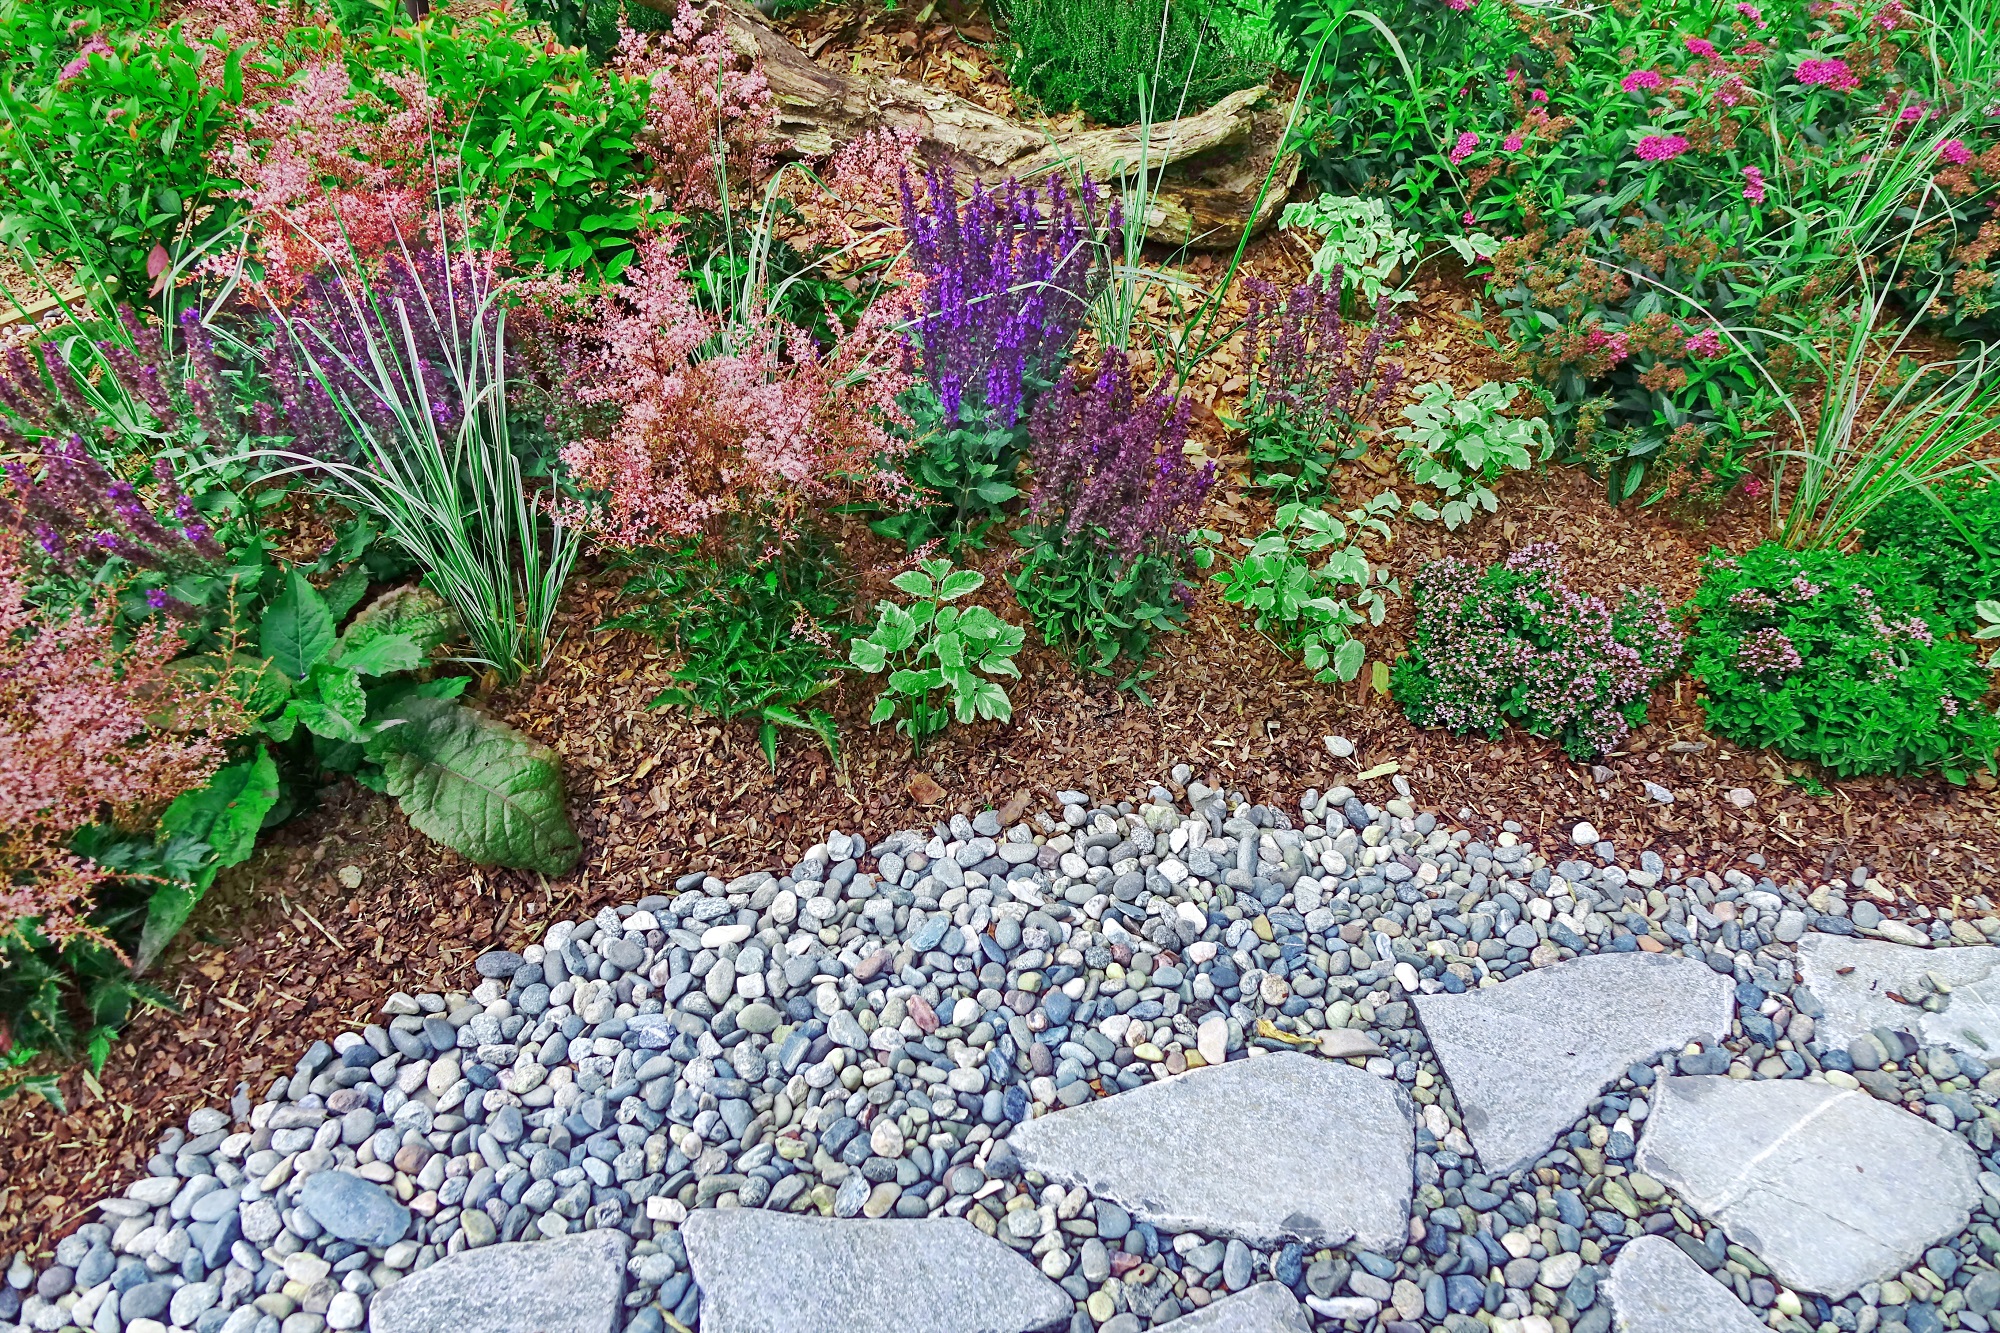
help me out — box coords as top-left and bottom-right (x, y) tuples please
(1684, 327), (1725, 357)
(1735, 4), (1768, 27)
(1449, 131), (1480, 165)
(549, 233), (913, 549)
(1735, 626), (1803, 674)
(1584, 326), (1632, 366)
(609, 15), (774, 215)
(1683, 36), (1719, 58)
(1621, 70), (1665, 94)
(218, 61), (445, 299)
(1942, 139), (1975, 166)
(1742, 165), (1767, 204)
(1635, 134), (1692, 162)
(1795, 58), (1859, 90)
(0, 531), (228, 949)
(57, 35), (113, 86)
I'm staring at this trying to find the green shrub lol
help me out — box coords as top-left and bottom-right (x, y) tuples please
(1860, 473), (2000, 631)
(1393, 379), (1550, 530)
(1214, 495), (1399, 683)
(997, 0), (1276, 125)
(1686, 544), (2000, 781)
(850, 558), (1024, 757)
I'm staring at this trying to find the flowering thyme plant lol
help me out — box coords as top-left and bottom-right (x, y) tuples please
(1391, 543), (1684, 759)
(880, 169), (1118, 549)
(1010, 359), (1216, 682)
(1686, 544), (2000, 781)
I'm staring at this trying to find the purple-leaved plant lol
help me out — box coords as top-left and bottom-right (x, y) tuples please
(899, 167), (1119, 428)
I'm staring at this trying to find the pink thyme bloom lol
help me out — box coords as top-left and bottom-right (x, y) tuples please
(1941, 138), (1974, 166)
(1449, 131), (1480, 165)
(1621, 70), (1665, 94)
(1684, 327), (1724, 357)
(1503, 133), (1524, 152)
(1795, 58), (1859, 90)
(1635, 134), (1692, 161)
(57, 35), (113, 85)
(1741, 165), (1767, 203)
(1684, 36), (1719, 58)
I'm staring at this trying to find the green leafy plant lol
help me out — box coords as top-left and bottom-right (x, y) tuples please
(1860, 471), (2000, 632)
(871, 381), (1036, 552)
(997, 0), (1278, 126)
(850, 558), (1024, 757)
(1393, 379), (1549, 529)
(1278, 194), (1419, 310)
(1215, 494), (1399, 682)
(1686, 544), (2000, 782)
(604, 539), (848, 769)
(1975, 600), (2000, 667)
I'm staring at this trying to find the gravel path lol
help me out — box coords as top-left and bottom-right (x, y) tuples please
(6, 769), (2000, 1333)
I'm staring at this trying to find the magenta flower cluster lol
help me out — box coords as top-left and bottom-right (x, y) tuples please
(1795, 58), (1859, 90)
(899, 168), (1116, 429)
(1741, 165), (1767, 204)
(1449, 132), (1480, 165)
(1635, 134), (1692, 162)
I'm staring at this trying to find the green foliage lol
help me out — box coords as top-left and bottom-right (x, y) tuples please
(0, 1), (248, 302)
(1010, 537), (1209, 687)
(850, 559), (1024, 757)
(872, 383), (1034, 552)
(605, 540), (847, 769)
(1974, 600), (2000, 667)
(997, 0), (1277, 125)
(1277, 195), (1419, 310)
(1393, 380), (1550, 529)
(1215, 495), (1398, 682)
(1860, 473), (2000, 631)
(1686, 544), (2000, 782)
(145, 749), (281, 969)
(365, 695), (583, 876)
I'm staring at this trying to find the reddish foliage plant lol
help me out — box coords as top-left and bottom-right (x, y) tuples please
(545, 232), (914, 549)
(610, 12), (774, 214)
(0, 531), (230, 950)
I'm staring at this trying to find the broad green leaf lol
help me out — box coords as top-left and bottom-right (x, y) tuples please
(148, 748), (280, 970)
(869, 695), (898, 725)
(849, 638), (889, 672)
(333, 631), (423, 678)
(937, 569), (984, 601)
(339, 585), (460, 658)
(1333, 638), (1367, 682)
(259, 569), (336, 680)
(367, 697), (581, 875)
(322, 564), (371, 620)
(890, 569), (937, 599)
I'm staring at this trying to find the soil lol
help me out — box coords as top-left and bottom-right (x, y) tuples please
(2, 0), (1996, 1257)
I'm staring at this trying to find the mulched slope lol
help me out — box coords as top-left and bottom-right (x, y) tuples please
(4, 0), (1996, 1256)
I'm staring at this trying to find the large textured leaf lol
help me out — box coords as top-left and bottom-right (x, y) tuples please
(259, 570), (335, 680)
(163, 652), (292, 725)
(368, 697), (581, 874)
(146, 748), (280, 969)
(339, 585), (460, 659)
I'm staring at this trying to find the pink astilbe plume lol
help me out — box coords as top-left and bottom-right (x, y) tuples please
(0, 531), (231, 951)
(217, 61), (448, 299)
(611, 12), (774, 215)
(550, 233), (912, 549)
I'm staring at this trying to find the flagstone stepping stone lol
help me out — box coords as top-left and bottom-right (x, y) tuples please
(1150, 1283), (1311, 1332)
(1412, 953), (1733, 1174)
(1004, 1052), (1411, 1249)
(1797, 933), (2000, 1054)
(1636, 1076), (1982, 1297)
(1605, 1235), (1766, 1333)
(680, 1211), (1072, 1333)
(367, 1229), (629, 1333)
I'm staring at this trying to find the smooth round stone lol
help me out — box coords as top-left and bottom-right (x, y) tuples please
(862, 1183), (901, 1218)
(299, 1171), (411, 1247)
(737, 1003), (781, 1035)
(870, 1119), (905, 1158)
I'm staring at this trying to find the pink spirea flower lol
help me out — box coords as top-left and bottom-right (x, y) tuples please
(1795, 58), (1859, 90)
(1740, 475), (1767, 497)
(1635, 134), (1692, 161)
(1503, 133), (1524, 152)
(1462, 210), (1478, 225)
(1684, 327), (1725, 357)
(1741, 165), (1767, 203)
(1532, 88), (1549, 103)
(1621, 70), (1665, 94)
(1449, 131), (1480, 165)
(1684, 36), (1719, 58)
(56, 35), (113, 85)
(1941, 138), (1975, 166)
(1734, 3), (1767, 25)
(1443, 0), (1475, 11)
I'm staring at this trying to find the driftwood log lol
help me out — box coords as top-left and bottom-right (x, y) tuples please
(647, 0), (1301, 247)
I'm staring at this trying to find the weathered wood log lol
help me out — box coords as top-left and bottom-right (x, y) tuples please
(644, 0), (1300, 247)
